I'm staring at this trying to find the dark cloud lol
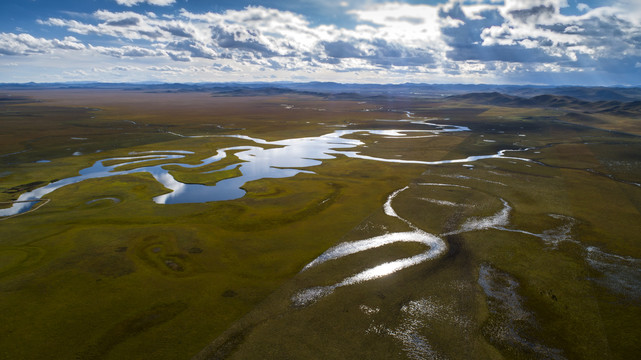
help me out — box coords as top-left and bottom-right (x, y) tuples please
(440, 4), (501, 47)
(105, 17), (140, 27)
(116, 0), (176, 6)
(166, 39), (217, 59)
(320, 38), (433, 68)
(322, 40), (363, 58)
(0, 47), (36, 56)
(439, 2), (582, 64)
(160, 25), (193, 38)
(166, 51), (191, 62)
(440, 3), (530, 63)
(211, 26), (276, 57)
(508, 5), (556, 23)
(446, 44), (557, 63)
(541, 15), (627, 38)
(368, 39), (433, 67)
(138, 30), (164, 39)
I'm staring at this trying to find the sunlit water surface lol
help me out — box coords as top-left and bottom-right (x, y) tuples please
(0, 124), (532, 217)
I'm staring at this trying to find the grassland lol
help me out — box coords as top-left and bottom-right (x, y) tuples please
(1, 89), (640, 359)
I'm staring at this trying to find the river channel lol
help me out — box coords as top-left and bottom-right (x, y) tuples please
(0, 123), (532, 217)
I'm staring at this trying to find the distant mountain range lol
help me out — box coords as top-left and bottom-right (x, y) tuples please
(2, 82), (641, 116)
(447, 92), (641, 116)
(2, 82), (641, 102)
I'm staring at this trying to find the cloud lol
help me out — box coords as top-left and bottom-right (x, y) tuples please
(89, 44), (161, 58)
(116, 0), (175, 6)
(39, 10), (172, 41)
(179, 6), (319, 56)
(436, 0), (641, 74)
(5, 1), (641, 84)
(577, 3), (591, 12)
(164, 40), (217, 59)
(0, 33), (85, 55)
(210, 25), (277, 57)
(105, 17), (140, 27)
(319, 38), (434, 68)
(147, 65), (182, 72)
(92, 65), (142, 73)
(40, 7), (315, 60)
(212, 63), (236, 72)
(166, 51), (191, 62)
(322, 40), (362, 58)
(160, 23), (195, 38)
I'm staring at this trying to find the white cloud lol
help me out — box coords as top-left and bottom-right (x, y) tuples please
(89, 44), (161, 58)
(4, 1), (641, 84)
(147, 65), (182, 72)
(0, 33), (85, 55)
(116, 0), (175, 7)
(448, 0), (641, 64)
(92, 65), (142, 73)
(577, 3), (591, 12)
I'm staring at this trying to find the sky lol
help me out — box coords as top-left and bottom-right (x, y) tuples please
(1, 0), (640, 85)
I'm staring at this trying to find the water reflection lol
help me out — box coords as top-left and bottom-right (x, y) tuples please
(292, 186), (448, 306)
(1, 124), (533, 217)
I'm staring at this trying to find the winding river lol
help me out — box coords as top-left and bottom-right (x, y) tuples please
(1, 123), (533, 218)
(4, 116), (637, 313)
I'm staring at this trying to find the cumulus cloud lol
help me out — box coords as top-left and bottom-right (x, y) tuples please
(6, 0), (641, 83)
(0, 33), (85, 55)
(166, 51), (191, 62)
(164, 39), (217, 59)
(437, 0), (641, 74)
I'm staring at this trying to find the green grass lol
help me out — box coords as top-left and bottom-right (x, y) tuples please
(1, 91), (640, 359)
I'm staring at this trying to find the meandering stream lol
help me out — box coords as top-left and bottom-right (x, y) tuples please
(0, 123), (533, 217)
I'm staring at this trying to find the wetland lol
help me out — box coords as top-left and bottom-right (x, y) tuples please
(1, 86), (640, 359)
